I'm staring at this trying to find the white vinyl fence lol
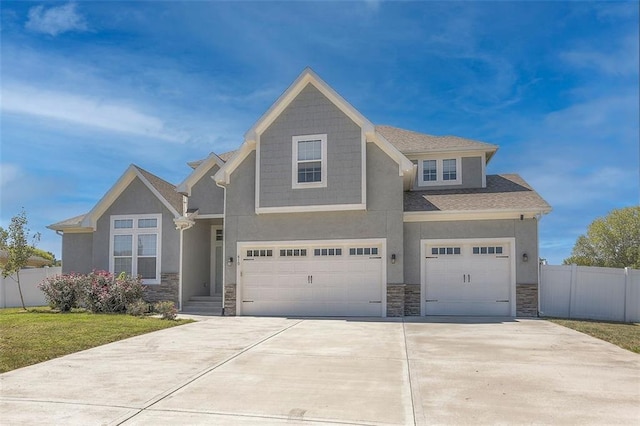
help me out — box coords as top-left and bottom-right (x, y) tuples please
(0, 267), (62, 308)
(540, 264), (640, 322)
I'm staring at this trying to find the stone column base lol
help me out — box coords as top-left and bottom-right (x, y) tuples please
(224, 282), (237, 316)
(516, 284), (538, 317)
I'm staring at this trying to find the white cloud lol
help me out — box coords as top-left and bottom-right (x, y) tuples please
(25, 2), (88, 36)
(560, 34), (639, 77)
(0, 163), (22, 189)
(1, 84), (188, 142)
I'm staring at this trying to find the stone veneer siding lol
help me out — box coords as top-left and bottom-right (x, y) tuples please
(386, 284), (421, 317)
(386, 284), (405, 317)
(404, 284), (420, 316)
(144, 273), (179, 308)
(224, 283), (237, 316)
(516, 284), (538, 317)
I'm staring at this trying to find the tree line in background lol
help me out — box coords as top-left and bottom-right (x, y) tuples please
(564, 206), (640, 269)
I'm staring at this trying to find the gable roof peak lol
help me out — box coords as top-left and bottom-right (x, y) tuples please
(244, 67), (375, 141)
(78, 164), (183, 230)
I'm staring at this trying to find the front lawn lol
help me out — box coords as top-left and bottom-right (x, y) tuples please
(548, 318), (640, 354)
(0, 307), (193, 373)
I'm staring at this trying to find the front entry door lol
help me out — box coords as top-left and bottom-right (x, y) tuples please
(210, 227), (223, 296)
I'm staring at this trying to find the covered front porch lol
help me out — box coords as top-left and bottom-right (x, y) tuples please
(180, 218), (224, 314)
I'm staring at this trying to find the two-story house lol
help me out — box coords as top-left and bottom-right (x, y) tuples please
(49, 68), (551, 317)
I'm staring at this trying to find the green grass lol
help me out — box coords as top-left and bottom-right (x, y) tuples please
(0, 307), (193, 373)
(548, 318), (640, 354)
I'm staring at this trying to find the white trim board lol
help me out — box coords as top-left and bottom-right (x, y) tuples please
(404, 209), (551, 222)
(256, 203), (366, 214)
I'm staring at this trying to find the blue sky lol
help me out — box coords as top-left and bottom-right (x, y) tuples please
(1, 1), (638, 264)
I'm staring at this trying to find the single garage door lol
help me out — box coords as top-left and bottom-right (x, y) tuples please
(239, 241), (385, 317)
(424, 240), (513, 316)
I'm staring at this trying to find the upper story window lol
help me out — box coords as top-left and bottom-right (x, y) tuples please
(418, 157), (461, 186)
(109, 214), (161, 285)
(292, 134), (327, 189)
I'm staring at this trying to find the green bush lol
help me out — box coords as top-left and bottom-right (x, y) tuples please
(126, 299), (149, 316)
(38, 274), (86, 311)
(154, 301), (177, 320)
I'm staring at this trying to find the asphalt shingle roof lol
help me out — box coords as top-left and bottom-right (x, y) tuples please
(377, 125), (497, 154)
(404, 174), (551, 213)
(48, 214), (87, 229)
(135, 166), (183, 214)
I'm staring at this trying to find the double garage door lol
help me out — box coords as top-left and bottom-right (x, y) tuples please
(238, 240), (385, 317)
(424, 239), (515, 316)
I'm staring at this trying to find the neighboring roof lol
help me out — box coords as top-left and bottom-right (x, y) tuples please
(377, 125), (498, 159)
(404, 174), (551, 214)
(0, 250), (52, 268)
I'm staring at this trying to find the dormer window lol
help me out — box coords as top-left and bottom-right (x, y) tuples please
(418, 157), (461, 186)
(292, 134), (327, 188)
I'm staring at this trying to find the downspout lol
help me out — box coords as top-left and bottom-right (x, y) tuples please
(174, 195), (196, 312)
(215, 179), (227, 316)
(178, 227), (184, 311)
(536, 213), (542, 317)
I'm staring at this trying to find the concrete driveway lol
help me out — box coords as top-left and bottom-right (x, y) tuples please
(1, 317), (638, 425)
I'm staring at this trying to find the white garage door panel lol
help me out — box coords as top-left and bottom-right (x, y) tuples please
(424, 241), (513, 316)
(240, 244), (383, 317)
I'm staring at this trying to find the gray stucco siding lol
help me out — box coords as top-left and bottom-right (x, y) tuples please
(188, 164), (224, 215)
(61, 233), (93, 274)
(225, 143), (404, 286)
(92, 177), (180, 274)
(403, 218), (539, 285)
(412, 156), (483, 190)
(259, 83), (363, 207)
(182, 220), (211, 300)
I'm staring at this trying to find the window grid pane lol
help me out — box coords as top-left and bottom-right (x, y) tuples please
(297, 140), (321, 161)
(298, 161), (322, 183)
(114, 235), (133, 256)
(423, 160), (437, 181)
(114, 219), (133, 229)
(443, 159), (457, 181)
(137, 257), (156, 279)
(114, 257), (132, 276)
(138, 234), (157, 256)
(138, 218), (157, 228)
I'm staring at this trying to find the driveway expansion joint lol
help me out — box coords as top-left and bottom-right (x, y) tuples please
(116, 319), (305, 425)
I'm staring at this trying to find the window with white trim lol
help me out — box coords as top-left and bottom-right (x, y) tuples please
(110, 214), (161, 284)
(292, 134), (327, 188)
(418, 157), (461, 186)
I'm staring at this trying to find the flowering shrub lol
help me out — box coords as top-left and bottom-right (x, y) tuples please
(38, 273), (86, 312)
(154, 301), (177, 320)
(80, 271), (145, 313)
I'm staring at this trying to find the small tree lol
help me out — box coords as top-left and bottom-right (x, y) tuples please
(0, 209), (41, 310)
(564, 206), (640, 269)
